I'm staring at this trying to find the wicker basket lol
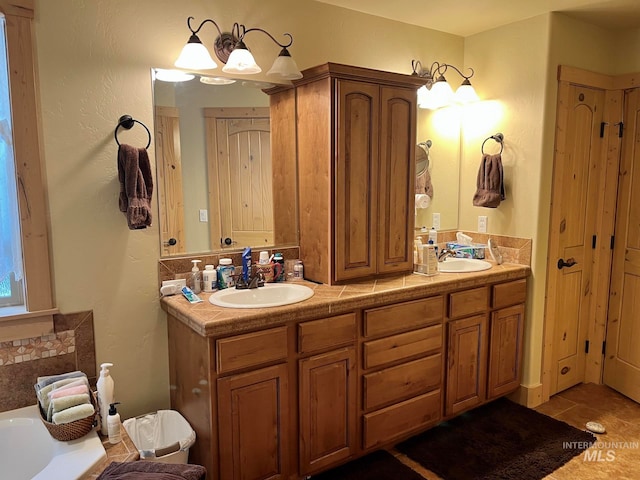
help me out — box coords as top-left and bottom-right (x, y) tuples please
(39, 392), (97, 441)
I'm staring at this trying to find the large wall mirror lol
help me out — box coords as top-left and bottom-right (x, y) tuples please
(152, 70), (297, 257)
(415, 107), (461, 231)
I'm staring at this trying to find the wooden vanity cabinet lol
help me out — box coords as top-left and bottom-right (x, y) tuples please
(293, 63), (424, 284)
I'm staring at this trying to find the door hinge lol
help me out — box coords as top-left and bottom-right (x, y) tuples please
(585, 340), (590, 354)
(610, 235), (615, 250)
(592, 235), (596, 249)
(600, 122), (607, 138)
(602, 341), (606, 355)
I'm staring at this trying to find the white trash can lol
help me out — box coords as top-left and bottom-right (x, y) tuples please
(123, 410), (196, 464)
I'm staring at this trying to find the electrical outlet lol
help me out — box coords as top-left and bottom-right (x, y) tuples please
(199, 209), (208, 222)
(432, 213), (441, 230)
(478, 215), (488, 233)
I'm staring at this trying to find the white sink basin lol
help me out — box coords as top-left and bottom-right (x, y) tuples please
(209, 283), (315, 308)
(438, 258), (492, 273)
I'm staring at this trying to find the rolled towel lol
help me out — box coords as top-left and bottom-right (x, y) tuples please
(36, 370), (85, 389)
(415, 193), (431, 209)
(51, 393), (90, 413)
(52, 403), (95, 425)
(97, 461), (206, 480)
(49, 384), (89, 399)
(38, 376), (89, 413)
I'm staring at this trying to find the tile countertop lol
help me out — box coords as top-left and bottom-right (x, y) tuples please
(161, 262), (531, 338)
(80, 425), (139, 479)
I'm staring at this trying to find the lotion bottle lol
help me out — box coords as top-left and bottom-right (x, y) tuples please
(97, 363), (115, 435)
(107, 402), (122, 444)
(202, 265), (217, 293)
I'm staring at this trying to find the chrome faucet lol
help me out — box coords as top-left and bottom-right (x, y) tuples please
(438, 248), (457, 262)
(234, 270), (265, 289)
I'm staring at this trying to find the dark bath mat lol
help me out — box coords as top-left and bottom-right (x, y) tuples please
(311, 449), (425, 480)
(397, 398), (596, 480)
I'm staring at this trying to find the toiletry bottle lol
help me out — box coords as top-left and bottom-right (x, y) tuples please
(293, 260), (304, 281)
(273, 253), (285, 282)
(202, 265), (217, 293)
(107, 402), (122, 444)
(429, 227), (438, 245)
(424, 243), (439, 276)
(189, 260), (202, 294)
(259, 251), (270, 265)
(241, 247), (252, 283)
(217, 258), (235, 289)
(97, 363), (115, 435)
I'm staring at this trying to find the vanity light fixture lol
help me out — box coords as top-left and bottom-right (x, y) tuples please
(411, 60), (479, 109)
(175, 16), (303, 80)
(153, 69), (195, 83)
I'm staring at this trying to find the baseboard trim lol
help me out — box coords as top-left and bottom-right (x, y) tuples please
(508, 383), (543, 408)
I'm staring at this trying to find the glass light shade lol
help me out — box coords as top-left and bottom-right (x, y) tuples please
(267, 49), (302, 80)
(154, 69), (195, 82)
(455, 81), (479, 104)
(429, 77), (454, 109)
(174, 39), (217, 70)
(222, 45), (261, 74)
(199, 76), (236, 85)
(417, 85), (431, 109)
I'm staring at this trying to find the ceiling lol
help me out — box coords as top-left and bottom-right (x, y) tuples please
(314, 0), (640, 36)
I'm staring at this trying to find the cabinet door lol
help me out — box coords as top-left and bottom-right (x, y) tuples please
(446, 315), (488, 416)
(334, 80), (380, 282)
(377, 86), (416, 274)
(488, 304), (525, 399)
(299, 347), (357, 475)
(218, 364), (289, 480)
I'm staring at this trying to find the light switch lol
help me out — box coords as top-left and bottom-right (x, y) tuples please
(432, 213), (441, 230)
(199, 209), (208, 222)
(478, 215), (487, 233)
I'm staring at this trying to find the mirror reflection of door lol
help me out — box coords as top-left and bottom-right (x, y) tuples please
(205, 107), (273, 249)
(154, 106), (185, 255)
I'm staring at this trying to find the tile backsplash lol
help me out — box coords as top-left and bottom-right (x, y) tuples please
(0, 310), (96, 412)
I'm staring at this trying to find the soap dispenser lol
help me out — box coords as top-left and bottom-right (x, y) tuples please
(190, 260), (202, 294)
(97, 363), (115, 435)
(107, 402), (122, 444)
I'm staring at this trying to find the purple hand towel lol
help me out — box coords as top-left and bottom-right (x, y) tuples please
(472, 153), (505, 208)
(96, 461), (206, 480)
(117, 144), (153, 229)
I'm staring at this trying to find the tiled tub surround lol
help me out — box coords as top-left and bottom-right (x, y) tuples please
(0, 311), (96, 412)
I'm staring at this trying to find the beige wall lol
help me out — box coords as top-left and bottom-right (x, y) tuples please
(32, 0), (462, 418)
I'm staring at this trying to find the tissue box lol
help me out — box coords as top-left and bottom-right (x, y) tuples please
(446, 243), (485, 259)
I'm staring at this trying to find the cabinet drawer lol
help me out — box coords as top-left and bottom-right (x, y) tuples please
(364, 296), (443, 338)
(448, 287), (488, 319)
(363, 354), (441, 410)
(362, 389), (441, 449)
(492, 279), (527, 309)
(298, 313), (356, 354)
(363, 324), (442, 369)
(216, 327), (288, 374)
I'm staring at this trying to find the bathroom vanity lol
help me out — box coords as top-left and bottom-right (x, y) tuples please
(161, 264), (529, 479)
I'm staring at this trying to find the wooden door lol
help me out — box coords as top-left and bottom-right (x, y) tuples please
(205, 107), (273, 250)
(604, 87), (640, 403)
(299, 347), (357, 475)
(377, 85), (416, 275)
(334, 80), (379, 282)
(155, 106), (185, 255)
(218, 364), (289, 480)
(545, 84), (605, 395)
(445, 315), (488, 416)
(487, 304), (524, 400)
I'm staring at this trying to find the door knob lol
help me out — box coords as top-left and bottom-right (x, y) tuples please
(164, 238), (177, 247)
(557, 258), (577, 269)
(223, 237), (233, 246)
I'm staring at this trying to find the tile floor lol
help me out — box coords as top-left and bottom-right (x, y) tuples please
(389, 383), (640, 480)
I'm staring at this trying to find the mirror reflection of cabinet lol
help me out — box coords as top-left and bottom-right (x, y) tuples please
(293, 63), (424, 284)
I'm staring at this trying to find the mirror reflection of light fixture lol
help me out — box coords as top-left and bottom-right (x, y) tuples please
(154, 69), (195, 83)
(199, 76), (236, 85)
(411, 60), (479, 109)
(175, 16), (302, 80)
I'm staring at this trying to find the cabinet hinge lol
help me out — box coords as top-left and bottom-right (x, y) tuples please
(592, 235), (596, 249)
(610, 236), (615, 250)
(617, 122), (624, 138)
(585, 340), (590, 354)
(602, 341), (607, 355)
(600, 122), (607, 138)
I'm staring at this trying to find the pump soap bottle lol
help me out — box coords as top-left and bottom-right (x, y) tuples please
(97, 363), (115, 435)
(107, 402), (122, 444)
(190, 260), (202, 294)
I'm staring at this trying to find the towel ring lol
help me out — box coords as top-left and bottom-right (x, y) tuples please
(481, 133), (504, 155)
(114, 114), (151, 149)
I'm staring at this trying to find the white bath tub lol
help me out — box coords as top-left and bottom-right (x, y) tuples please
(0, 404), (106, 480)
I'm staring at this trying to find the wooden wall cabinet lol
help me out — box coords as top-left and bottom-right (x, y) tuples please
(293, 64), (424, 284)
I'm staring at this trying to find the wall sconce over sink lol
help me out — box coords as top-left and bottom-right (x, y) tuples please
(175, 16), (303, 80)
(411, 60), (479, 109)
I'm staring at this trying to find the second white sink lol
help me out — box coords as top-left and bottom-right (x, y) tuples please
(209, 283), (314, 309)
(438, 258), (492, 273)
